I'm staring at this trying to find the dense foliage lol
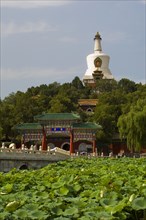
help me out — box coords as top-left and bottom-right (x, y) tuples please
(118, 99), (146, 152)
(0, 157), (146, 219)
(0, 77), (146, 151)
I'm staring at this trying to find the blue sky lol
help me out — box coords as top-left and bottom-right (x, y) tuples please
(1, 0), (146, 99)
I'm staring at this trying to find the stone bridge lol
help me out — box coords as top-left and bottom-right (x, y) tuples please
(0, 147), (70, 172)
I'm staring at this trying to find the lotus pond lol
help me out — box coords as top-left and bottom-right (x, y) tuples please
(0, 157), (146, 220)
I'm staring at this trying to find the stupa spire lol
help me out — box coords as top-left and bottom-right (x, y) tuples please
(94, 32), (102, 52)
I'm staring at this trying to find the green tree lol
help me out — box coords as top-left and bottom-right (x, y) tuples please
(118, 78), (137, 93)
(0, 101), (15, 139)
(71, 76), (84, 90)
(93, 104), (116, 143)
(49, 94), (72, 113)
(48, 85), (78, 113)
(92, 88), (127, 144)
(95, 79), (118, 93)
(118, 99), (146, 152)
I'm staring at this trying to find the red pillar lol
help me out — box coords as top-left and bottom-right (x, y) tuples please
(70, 130), (74, 155)
(42, 126), (47, 151)
(93, 139), (96, 154)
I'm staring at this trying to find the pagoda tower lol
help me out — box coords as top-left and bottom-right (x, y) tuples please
(82, 32), (114, 86)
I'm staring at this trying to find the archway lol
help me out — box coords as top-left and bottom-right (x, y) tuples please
(61, 142), (70, 151)
(86, 108), (93, 113)
(19, 164), (28, 170)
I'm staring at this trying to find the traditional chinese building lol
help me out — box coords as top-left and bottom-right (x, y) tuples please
(15, 113), (101, 154)
(78, 99), (98, 113)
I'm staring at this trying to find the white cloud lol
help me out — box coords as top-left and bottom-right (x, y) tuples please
(1, 0), (70, 8)
(1, 21), (57, 36)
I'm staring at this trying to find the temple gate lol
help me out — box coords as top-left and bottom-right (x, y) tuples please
(15, 113), (101, 154)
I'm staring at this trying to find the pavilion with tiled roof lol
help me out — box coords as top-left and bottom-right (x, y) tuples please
(15, 113), (101, 154)
(78, 99), (98, 113)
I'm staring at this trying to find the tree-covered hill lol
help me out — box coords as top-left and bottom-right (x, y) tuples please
(0, 76), (146, 151)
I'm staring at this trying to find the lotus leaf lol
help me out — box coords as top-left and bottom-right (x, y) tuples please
(132, 197), (146, 210)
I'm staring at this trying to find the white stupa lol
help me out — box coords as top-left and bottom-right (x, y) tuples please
(83, 32), (114, 86)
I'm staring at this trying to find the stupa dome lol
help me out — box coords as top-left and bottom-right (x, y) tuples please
(83, 32), (114, 86)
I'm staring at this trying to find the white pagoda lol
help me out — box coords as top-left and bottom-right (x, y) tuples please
(83, 32), (114, 86)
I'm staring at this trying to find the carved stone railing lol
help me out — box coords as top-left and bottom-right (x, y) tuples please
(0, 147), (70, 161)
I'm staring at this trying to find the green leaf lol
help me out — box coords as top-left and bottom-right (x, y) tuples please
(132, 197), (146, 210)
(63, 207), (78, 216)
(23, 203), (39, 211)
(34, 191), (49, 199)
(37, 185), (46, 191)
(141, 188), (146, 197)
(52, 181), (65, 189)
(0, 211), (10, 220)
(100, 198), (118, 207)
(12, 209), (28, 219)
(108, 198), (127, 215)
(73, 184), (81, 192)
(28, 210), (48, 219)
(80, 190), (93, 198)
(59, 186), (69, 195)
(83, 211), (112, 219)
